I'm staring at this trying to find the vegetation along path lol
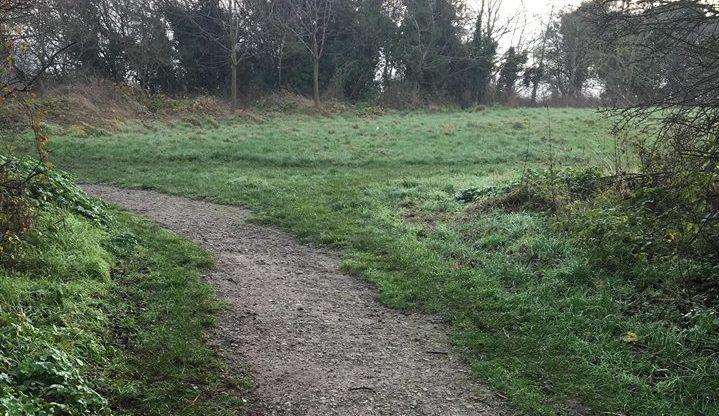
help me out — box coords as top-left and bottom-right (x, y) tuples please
(83, 184), (510, 416)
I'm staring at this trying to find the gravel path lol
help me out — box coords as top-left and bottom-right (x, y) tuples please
(83, 184), (509, 416)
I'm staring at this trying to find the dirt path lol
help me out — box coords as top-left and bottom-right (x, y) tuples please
(83, 185), (509, 416)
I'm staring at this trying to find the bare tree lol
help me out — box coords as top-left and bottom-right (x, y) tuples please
(1, 0), (37, 97)
(166, 0), (252, 107)
(268, 0), (335, 108)
(2, 0), (76, 163)
(222, 0), (252, 107)
(529, 7), (552, 104)
(476, 0), (504, 40)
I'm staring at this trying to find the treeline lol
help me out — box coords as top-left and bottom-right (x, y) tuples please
(18, 0), (507, 106)
(7, 0), (710, 106)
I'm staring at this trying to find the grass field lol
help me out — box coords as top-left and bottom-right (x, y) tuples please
(14, 107), (717, 415)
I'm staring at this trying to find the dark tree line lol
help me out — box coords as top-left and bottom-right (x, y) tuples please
(9, 0), (541, 106)
(9, 0), (715, 107)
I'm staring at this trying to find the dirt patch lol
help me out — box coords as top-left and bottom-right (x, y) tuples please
(83, 184), (510, 416)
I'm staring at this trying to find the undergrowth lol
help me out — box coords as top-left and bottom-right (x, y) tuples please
(452, 166), (719, 415)
(0, 157), (246, 415)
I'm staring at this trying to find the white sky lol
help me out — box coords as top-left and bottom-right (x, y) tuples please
(467, 0), (583, 47)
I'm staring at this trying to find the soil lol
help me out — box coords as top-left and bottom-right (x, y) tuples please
(83, 184), (510, 416)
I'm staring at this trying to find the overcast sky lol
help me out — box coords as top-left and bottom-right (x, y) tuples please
(467, 0), (583, 47)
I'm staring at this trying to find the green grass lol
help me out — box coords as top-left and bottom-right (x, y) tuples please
(14, 107), (718, 415)
(1, 203), (246, 415)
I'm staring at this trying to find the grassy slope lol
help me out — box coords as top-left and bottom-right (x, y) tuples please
(1, 204), (245, 415)
(21, 107), (716, 415)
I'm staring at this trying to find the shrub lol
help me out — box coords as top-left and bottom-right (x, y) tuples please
(0, 163), (36, 261)
(561, 191), (719, 312)
(1, 154), (108, 272)
(461, 165), (719, 312)
(456, 166), (605, 211)
(1, 156), (107, 223)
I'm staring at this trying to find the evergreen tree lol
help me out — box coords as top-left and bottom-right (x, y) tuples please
(496, 46), (527, 101)
(398, 0), (466, 98)
(467, 12), (497, 104)
(164, 0), (229, 95)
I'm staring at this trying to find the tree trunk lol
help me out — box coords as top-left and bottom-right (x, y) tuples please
(311, 36), (320, 108)
(230, 53), (238, 108)
(313, 58), (320, 108)
(277, 35), (285, 88)
(382, 50), (390, 91)
(531, 75), (540, 104)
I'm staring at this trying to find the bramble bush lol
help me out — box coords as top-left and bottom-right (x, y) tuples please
(459, 165), (719, 319)
(455, 166), (605, 211)
(3, 156), (107, 221)
(0, 164), (36, 262)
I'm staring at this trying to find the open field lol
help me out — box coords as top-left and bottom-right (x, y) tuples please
(10, 107), (717, 415)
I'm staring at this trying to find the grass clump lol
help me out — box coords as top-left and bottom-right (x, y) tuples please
(0, 158), (246, 415)
(456, 166), (605, 211)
